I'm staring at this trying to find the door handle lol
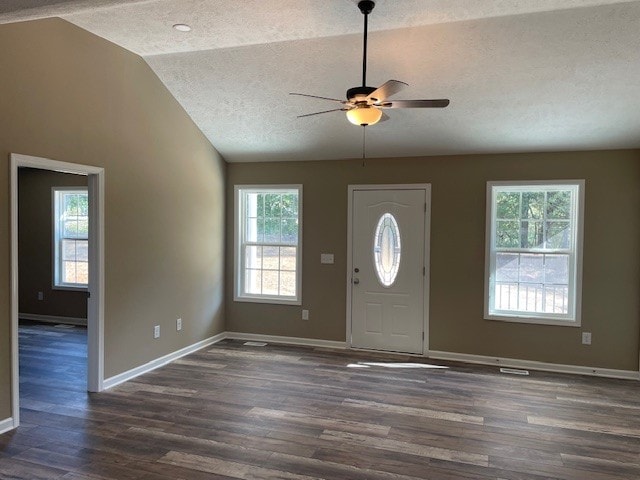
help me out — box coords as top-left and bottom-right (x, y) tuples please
(353, 278), (360, 284)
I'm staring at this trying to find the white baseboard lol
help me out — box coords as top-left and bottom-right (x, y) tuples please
(0, 417), (16, 435)
(428, 350), (640, 381)
(19, 313), (87, 326)
(103, 332), (227, 390)
(226, 332), (346, 350)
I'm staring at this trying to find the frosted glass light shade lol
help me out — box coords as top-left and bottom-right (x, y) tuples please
(346, 106), (382, 126)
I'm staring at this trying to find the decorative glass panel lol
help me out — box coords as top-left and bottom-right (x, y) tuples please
(373, 213), (401, 287)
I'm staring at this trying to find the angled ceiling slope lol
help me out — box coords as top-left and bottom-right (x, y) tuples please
(2, 0), (639, 162)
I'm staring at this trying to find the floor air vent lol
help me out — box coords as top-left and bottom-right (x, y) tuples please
(500, 367), (530, 376)
(244, 341), (268, 347)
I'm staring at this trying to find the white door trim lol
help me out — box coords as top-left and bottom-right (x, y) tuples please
(10, 153), (105, 429)
(346, 184), (431, 355)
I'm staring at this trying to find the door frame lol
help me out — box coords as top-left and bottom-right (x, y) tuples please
(10, 153), (105, 429)
(346, 184), (432, 355)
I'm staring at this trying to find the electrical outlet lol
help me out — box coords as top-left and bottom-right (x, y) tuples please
(582, 332), (592, 345)
(37, 291), (44, 301)
(176, 318), (182, 331)
(154, 325), (160, 339)
(302, 309), (309, 320)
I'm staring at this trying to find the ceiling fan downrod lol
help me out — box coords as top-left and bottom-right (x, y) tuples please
(358, 0), (375, 88)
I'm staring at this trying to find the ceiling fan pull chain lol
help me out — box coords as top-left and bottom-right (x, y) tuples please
(362, 125), (367, 166)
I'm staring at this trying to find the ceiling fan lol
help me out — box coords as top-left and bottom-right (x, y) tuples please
(290, 0), (450, 127)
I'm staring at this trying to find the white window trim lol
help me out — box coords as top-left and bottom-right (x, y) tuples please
(52, 186), (89, 291)
(484, 180), (585, 327)
(234, 184), (303, 306)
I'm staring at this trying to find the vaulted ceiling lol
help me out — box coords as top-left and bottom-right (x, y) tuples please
(2, 0), (639, 162)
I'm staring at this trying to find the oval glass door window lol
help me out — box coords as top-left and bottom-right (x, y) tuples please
(373, 213), (401, 287)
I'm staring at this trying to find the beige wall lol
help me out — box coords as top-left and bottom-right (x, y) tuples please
(226, 150), (640, 371)
(0, 19), (225, 420)
(19, 168), (88, 320)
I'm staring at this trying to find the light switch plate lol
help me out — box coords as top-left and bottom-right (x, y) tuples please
(320, 253), (334, 264)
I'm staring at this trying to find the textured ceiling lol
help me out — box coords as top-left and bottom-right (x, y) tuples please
(2, 0), (639, 162)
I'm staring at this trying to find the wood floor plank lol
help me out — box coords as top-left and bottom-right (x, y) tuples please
(319, 429), (490, 467)
(342, 398), (485, 425)
(160, 451), (323, 480)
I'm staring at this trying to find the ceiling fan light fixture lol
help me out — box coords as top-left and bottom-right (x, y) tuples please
(347, 106), (382, 126)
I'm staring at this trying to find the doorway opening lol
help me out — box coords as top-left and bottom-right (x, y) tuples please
(9, 153), (105, 431)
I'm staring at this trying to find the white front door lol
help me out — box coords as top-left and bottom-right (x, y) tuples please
(350, 188), (427, 354)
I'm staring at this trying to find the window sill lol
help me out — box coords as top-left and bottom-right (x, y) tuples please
(485, 313), (580, 327)
(53, 285), (89, 292)
(234, 295), (301, 306)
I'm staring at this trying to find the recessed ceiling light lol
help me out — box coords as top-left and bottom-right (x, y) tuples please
(173, 24), (191, 32)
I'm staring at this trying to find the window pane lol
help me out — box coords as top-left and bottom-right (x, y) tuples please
(264, 194), (281, 217)
(63, 220), (79, 238)
(264, 218), (280, 243)
(544, 254), (569, 284)
(544, 286), (568, 314)
(521, 192), (544, 219)
(495, 253), (519, 282)
(280, 247), (296, 271)
(547, 191), (571, 219)
(263, 246), (279, 270)
(546, 221), (571, 249)
(64, 193), (80, 215)
(245, 269), (262, 294)
(280, 271), (296, 297)
(262, 271), (279, 295)
(519, 254), (544, 283)
(76, 240), (88, 262)
(520, 220), (544, 248)
(519, 283), (543, 311)
(62, 239), (78, 261)
(282, 193), (298, 217)
(245, 246), (262, 269)
(246, 193), (260, 218)
(496, 221), (519, 248)
(78, 194), (89, 216)
(246, 217), (262, 243)
(281, 218), (298, 244)
(496, 192), (519, 219)
(63, 260), (88, 284)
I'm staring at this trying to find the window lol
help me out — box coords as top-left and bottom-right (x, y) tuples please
(235, 185), (302, 304)
(485, 181), (584, 325)
(53, 188), (89, 289)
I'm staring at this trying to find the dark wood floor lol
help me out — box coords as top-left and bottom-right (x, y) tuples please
(1, 322), (639, 479)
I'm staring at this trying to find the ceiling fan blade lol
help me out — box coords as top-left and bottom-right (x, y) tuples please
(366, 80), (408, 102)
(378, 99), (450, 109)
(290, 92), (347, 104)
(297, 108), (349, 118)
(379, 112), (390, 123)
